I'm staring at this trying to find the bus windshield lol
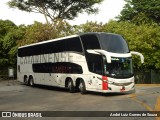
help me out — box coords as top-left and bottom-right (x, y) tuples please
(99, 34), (130, 53)
(104, 57), (134, 78)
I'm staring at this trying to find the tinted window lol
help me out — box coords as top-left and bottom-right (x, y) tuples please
(86, 54), (104, 75)
(18, 37), (83, 57)
(80, 34), (101, 51)
(99, 34), (129, 53)
(32, 62), (83, 74)
(66, 37), (83, 53)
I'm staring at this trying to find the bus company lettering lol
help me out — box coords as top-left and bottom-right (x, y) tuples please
(19, 53), (73, 64)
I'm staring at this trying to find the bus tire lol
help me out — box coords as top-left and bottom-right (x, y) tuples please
(68, 79), (75, 93)
(79, 80), (87, 94)
(24, 76), (29, 85)
(29, 76), (34, 87)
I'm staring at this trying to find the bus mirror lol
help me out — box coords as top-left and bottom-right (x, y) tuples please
(94, 50), (111, 63)
(86, 50), (100, 55)
(87, 49), (111, 63)
(131, 51), (144, 63)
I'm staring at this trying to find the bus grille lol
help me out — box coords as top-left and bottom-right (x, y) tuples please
(111, 82), (133, 86)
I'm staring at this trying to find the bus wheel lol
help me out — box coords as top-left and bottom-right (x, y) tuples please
(29, 77), (34, 87)
(79, 80), (87, 94)
(68, 79), (75, 93)
(24, 76), (28, 85)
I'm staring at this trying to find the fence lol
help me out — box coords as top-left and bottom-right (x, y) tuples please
(135, 69), (160, 84)
(0, 67), (16, 80)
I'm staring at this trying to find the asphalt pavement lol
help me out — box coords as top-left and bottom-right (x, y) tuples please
(0, 80), (159, 120)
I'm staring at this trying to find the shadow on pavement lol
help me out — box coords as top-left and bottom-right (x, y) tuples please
(22, 83), (135, 97)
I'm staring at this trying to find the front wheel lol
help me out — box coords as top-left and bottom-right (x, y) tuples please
(79, 80), (87, 94)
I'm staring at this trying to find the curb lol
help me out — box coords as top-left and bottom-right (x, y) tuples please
(135, 84), (160, 86)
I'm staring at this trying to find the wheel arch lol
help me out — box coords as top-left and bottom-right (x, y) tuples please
(28, 75), (34, 86)
(24, 75), (28, 82)
(75, 78), (84, 88)
(65, 77), (73, 88)
(29, 75), (33, 80)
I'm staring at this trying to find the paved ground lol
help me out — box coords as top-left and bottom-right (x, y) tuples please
(0, 80), (160, 120)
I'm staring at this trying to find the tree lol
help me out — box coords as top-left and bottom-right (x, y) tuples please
(118, 0), (160, 25)
(17, 20), (75, 46)
(8, 0), (103, 23)
(77, 21), (104, 33)
(0, 20), (24, 71)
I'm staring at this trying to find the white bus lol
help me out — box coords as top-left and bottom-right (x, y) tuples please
(17, 32), (144, 94)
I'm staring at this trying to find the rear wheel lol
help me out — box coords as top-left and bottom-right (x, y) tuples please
(79, 80), (87, 94)
(29, 77), (34, 87)
(68, 79), (75, 93)
(24, 76), (28, 85)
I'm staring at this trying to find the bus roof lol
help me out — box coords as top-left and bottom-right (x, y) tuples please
(79, 32), (121, 37)
(18, 32), (122, 49)
(19, 34), (78, 49)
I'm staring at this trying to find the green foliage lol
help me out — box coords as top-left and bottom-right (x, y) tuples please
(118, 0), (160, 25)
(8, 0), (103, 23)
(0, 20), (24, 69)
(18, 20), (74, 46)
(77, 21), (104, 33)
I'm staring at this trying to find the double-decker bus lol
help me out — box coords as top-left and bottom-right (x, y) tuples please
(17, 32), (144, 94)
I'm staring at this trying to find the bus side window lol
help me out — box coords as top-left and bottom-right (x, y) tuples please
(80, 34), (101, 50)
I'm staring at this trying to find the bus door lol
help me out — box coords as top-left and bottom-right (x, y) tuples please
(86, 54), (104, 89)
(93, 55), (108, 91)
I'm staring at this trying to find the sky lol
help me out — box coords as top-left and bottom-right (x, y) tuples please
(0, 0), (126, 26)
